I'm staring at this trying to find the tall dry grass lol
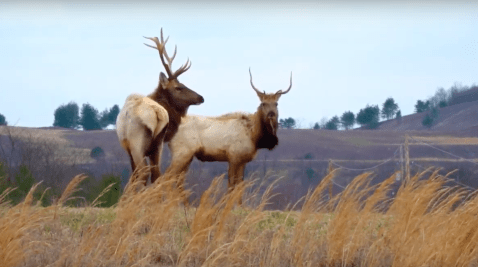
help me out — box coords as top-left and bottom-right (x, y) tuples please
(1, 166), (478, 266)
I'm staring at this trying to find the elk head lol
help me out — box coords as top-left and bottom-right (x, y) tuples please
(249, 68), (292, 137)
(144, 29), (204, 110)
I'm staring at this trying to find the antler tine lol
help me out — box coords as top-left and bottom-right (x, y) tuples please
(276, 72), (293, 95)
(160, 28), (170, 46)
(145, 28), (192, 80)
(173, 58), (192, 78)
(249, 68), (265, 95)
(143, 35), (174, 78)
(163, 45), (177, 68)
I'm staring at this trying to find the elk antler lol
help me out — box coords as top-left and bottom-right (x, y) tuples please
(275, 72), (293, 96)
(249, 68), (265, 95)
(143, 28), (191, 80)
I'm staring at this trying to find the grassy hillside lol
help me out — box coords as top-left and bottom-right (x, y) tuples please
(376, 100), (478, 132)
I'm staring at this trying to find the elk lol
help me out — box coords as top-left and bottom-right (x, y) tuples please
(116, 29), (204, 186)
(165, 68), (292, 204)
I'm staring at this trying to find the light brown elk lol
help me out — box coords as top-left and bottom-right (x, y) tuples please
(116, 29), (204, 186)
(165, 68), (292, 204)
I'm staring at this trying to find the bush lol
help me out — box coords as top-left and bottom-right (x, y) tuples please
(93, 174), (122, 207)
(0, 164), (55, 206)
(422, 114), (434, 129)
(306, 168), (314, 180)
(0, 162), (10, 198)
(8, 165), (36, 204)
(90, 146), (105, 159)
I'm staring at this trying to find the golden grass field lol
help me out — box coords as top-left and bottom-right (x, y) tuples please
(2, 167), (478, 267)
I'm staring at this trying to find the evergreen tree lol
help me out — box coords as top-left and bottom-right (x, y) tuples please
(53, 102), (79, 128)
(108, 105), (120, 125)
(0, 113), (6, 126)
(396, 110), (402, 120)
(356, 105), (380, 129)
(415, 100), (430, 113)
(279, 117), (296, 129)
(340, 111), (355, 130)
(381, 97), (399, 120)
(325, 116), (340, 130)
(80, 103), (102, 130)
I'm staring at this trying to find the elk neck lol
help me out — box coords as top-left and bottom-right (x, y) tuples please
(252, 108), (279, 150)
(148, 87), (189, 142)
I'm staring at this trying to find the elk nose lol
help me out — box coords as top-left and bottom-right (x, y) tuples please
(267, 111), (276, 118)
(198, 95), (204, 103)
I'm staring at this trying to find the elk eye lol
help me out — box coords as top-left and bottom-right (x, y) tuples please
(176, 87), (183, 91)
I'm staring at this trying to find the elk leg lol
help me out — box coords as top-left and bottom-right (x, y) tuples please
(147, 126), (168, 184)
(235, 163), (246, 205)
(228, 163), (246, 205)
(129, 147), (149, 187)
(165, 153), (194, 205)
(227, 163), (238, 194)
(127, 129), (153, 187)
(121, 139), (136, 175)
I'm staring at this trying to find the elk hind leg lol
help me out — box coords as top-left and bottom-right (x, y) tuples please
(127, 133), (153, 187)
(146, 126), (168, 184)
(121, 139), (136, 172)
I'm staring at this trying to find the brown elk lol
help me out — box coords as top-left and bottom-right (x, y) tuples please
(116, 29), (204, 186)
(165, 68), (292, 204)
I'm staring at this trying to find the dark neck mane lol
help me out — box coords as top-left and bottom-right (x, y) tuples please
(148, 87), (187, 142)
(254, 110), (279, 150)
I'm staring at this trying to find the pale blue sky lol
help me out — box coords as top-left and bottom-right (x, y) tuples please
(0, 1), (477, 128)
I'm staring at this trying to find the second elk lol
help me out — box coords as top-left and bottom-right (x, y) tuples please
(166, 68), (292, 204)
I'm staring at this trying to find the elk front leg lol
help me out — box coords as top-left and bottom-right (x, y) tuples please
(227, 162), (246, 205)
(165, 152), (194, 205)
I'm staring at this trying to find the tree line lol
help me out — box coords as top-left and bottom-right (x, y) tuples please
(280, 97), (400, 130)
(53, 102), (120, 130)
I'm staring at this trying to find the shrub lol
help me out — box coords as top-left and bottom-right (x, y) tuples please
(93, 174), (122, 207)
(90, 146), (105, 159)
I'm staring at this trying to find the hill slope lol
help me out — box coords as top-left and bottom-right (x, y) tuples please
(376, 100), (478, 133)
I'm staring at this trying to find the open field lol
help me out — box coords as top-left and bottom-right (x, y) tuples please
(3, 168), (478, 266)
(2, 125), (478, 209)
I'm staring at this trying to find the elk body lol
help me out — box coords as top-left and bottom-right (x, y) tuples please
(116, 29), (204, 186)
(165, 68), (292, 203)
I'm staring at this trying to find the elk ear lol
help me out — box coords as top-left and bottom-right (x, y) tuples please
(159, 72), (169, 89)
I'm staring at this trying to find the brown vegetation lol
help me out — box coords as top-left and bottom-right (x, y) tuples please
(2, 165), (478, 266)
